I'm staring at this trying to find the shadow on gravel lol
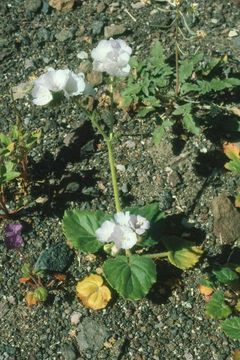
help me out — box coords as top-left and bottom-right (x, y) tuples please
(147, 213), (206, 305)
(194, 149), (226, 177)
(28, 121), (100, 217)
(205, 245), (240, 267)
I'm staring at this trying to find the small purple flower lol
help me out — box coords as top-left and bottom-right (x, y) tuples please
(5, 223), (23, 249)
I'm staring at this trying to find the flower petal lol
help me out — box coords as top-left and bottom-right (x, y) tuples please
(32, 85), (53, 106)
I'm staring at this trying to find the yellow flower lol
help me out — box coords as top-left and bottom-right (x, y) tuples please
(76, 274), (111, 310)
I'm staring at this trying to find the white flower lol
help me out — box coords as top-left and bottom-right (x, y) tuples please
(96, 220), (116, 243)
(114, 211), (150, 235)
(111, 225), (137, 250)
(32, 68), (85, 105)
(91, 38), (132, 77)
(96, 212), (149, 250)
(129, 214), (150, 235)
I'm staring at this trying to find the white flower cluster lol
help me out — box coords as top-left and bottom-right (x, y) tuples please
(96, 212), (150, 250)
(32, 68), (85, 106)
(32, 39), (132, 105)
(91, 39), (132, 77)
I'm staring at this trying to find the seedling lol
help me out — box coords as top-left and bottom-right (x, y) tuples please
(223, 142), (240, 207)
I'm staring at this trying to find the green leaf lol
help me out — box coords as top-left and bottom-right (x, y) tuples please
(221, 317), (240, 339)
(62, 210), (108, 253)
(103, 255), (156, 300)
(225, 160), (240, 173)
(180, 83), (201, 95)
(179, 52), (204, 83)
(21, 263), (31, 277)
(172, 103), (192, 116)
(212, 267), (239, 284)
(33, 287), (48, 302)
(149, 41), (165, 67)
(183, 112), (200, 135)
(199, 277), (215, 288)
(162, 236), (203, 270)
(137, 106), (155, 117)
(34, 242), (73, 272)
(152, 120), (172, 145)
(206, 291), (232, 320)
(179, 60), (194, 84)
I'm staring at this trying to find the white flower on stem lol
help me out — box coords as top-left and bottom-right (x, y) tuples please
(129, 214), (150, 235)
(96, 212), (149, 251)
(32, 68), (85, 105)
(114, 211), (150, 235)
(91, 38), (132, 77)
(111, 225), (138, 250)
(95, 220), (116, 243)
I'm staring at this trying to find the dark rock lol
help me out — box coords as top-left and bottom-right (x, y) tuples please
(34, 242), (74, 272)
(76, 318), (109, 352)
(212, 195), (240, 245)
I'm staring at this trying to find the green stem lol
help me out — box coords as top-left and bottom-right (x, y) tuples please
(106, 139), (121, 212)
(144, 251), (169, 259)
(175, 6), (180, 96)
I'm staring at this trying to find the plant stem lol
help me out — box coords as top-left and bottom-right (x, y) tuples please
(144, 251), (169, 259)
(0, 186), (10, 216)
(108, 78), (114, 133)
(106, 139), (121, 212)
(175, 5), (180, 96)
(89, 111), (121, 213)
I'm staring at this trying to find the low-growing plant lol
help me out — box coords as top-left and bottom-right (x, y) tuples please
(119, 40), (240, 138)
(20, 262), (67, 306)
(0, 120), (40, 218)
(30, 38), (203, 308)
(223, 142), (240, 207)
(199, 265), (240, 340)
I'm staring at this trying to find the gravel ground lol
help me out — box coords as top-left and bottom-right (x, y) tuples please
(0, 1), (240, 359)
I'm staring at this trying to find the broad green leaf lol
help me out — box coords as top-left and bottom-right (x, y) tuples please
(162, 236), (203, 270)
(221, 317), (240, 340)
(206, 291), (232, 320)
(62, 210), (108, 253)
(212, 267), (239, 284)
(183, 112), (200, 135)
(103, 255), (156, 300)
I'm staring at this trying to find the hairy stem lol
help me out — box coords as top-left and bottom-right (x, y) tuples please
(106, 139), (121, 212)
(144, 251), (169, 259)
